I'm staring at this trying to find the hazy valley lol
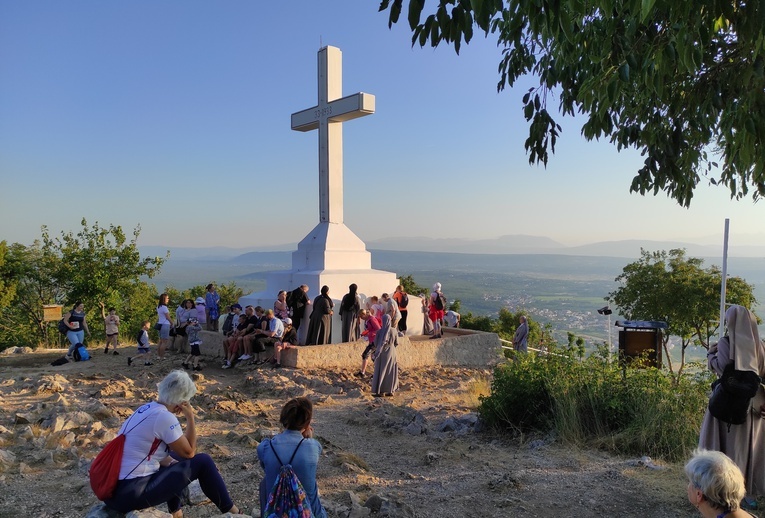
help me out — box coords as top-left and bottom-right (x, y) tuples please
(143, 244), (765, 356)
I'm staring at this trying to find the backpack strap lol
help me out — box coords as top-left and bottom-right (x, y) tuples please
(122, 409), (153, 435)
(288, 438), (306, 465)
(121, 405), (165, 479)
(269, 437), (306, 466)
(268, 439), (284, 466)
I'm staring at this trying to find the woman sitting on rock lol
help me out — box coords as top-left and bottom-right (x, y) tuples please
(257, 397), (327, 518)
(103, 370), (240, 517)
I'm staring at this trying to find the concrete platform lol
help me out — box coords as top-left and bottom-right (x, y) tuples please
(196, 328), (503, 370)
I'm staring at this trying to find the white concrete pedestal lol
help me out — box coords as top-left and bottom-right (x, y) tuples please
(240, 222), (422, 344)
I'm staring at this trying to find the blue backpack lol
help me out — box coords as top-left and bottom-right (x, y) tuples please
(73, 343), (90, 362)
(263, 438), (313, 518)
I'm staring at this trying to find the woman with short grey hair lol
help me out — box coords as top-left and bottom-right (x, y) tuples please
(157, 369), (197, 406)
(101, 370), (239, 517)
(685, 449), (753, 517)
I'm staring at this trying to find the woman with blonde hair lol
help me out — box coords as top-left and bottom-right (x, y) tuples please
(686, 449), (754, 517)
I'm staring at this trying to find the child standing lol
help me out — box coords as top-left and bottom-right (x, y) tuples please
(357, 309), (382, 378)
(182, 317), (203, 371)
(128, 320), (153, 367)
(102, 305), (120, 355)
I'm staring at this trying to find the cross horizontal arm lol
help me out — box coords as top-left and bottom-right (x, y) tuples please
(291, 93), (375, 132)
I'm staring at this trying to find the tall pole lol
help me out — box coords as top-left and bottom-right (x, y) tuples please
(608, 312), (612, 354)
(719, 218), (729, 341)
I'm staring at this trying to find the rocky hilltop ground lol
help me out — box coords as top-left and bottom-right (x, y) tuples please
(0, 347), (701, 517)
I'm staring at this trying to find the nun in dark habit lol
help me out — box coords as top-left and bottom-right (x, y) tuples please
(306, 285), (334, 345)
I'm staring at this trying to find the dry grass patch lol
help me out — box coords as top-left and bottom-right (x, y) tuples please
(466, 375), (491, 407)
(333, 451), (370, 471)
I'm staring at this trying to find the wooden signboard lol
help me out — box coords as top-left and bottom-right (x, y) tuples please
(618, 329), (662, 367)
(42, 304), (63, 322)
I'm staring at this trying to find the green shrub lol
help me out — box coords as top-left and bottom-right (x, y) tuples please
(479, 353), (713, 461)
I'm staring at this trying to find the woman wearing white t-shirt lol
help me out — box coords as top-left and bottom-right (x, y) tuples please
(102, 370), (239, 517)
(156, 293), (172, 360)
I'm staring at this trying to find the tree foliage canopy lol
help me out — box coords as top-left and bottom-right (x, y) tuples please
(380, 0), (765, 206)
(0, 220), (167, 348)
(608, 248), (757, 374)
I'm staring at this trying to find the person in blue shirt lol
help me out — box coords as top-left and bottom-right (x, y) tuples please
(257, 397), (327, 518)
(204, 283), (221, 331)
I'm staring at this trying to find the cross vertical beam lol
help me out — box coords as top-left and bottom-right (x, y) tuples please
(291, 46), (375, 224)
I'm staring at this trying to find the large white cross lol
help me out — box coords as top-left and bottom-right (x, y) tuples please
(291, 46), (375, 224)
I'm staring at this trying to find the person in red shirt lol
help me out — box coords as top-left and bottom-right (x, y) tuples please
(356, 309), (381, 378)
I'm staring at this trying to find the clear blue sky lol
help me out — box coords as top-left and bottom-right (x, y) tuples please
(1, 1), (763, 251)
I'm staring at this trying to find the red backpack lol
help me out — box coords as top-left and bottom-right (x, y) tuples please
(90, 412), (157, 500)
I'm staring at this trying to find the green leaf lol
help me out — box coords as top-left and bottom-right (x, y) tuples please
(408, 0), (425, 30)
(524, 102), (534, 120)
(472, 0), (484, 20)
(607, 79), (618, 103)
(387, 0), (402, 27)
(640, 0), (657, 23)
(618, 63), (630, 82)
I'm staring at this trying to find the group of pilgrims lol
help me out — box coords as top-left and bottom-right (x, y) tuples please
(197, 282), (450, 398)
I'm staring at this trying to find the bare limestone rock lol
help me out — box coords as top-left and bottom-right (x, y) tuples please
(14, 412), (37, 425)
(62, 410), (94, 430)
(349, 504), (371, 517)
(84, 503), (123, 518)
(36, 374), (68, 394)
(126, 509), (173, 517)
(49, 393), (70, 407)
(0, 449), (17, 472)
(337, 489), (362, 508)
(42, 414), (66, 433)
(378, 498), (415, 518)
(424, 451), (441, 465)
(18, 425), (35, 440)
(85, 400), (113, 420)
(363, 494), (384, 511)
(0, 346), (33, 355)
(185, 479), (211, 505)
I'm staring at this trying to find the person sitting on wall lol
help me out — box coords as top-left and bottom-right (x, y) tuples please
(222, 306), (255, 368)
(443, 309), (461, 328)
(273, 318), (298, 368)
(238, 306), (266, 362)
(250, 309), (284, 364)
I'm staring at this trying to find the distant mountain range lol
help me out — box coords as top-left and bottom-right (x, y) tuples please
(140, 234), (765, 260)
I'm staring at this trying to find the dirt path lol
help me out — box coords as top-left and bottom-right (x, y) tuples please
(0, 347), (716, 517)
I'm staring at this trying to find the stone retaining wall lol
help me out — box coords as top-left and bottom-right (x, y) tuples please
(198, 329), (503, 370)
